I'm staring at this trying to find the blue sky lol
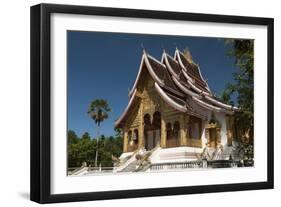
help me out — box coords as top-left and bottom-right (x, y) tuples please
(67, 31), (236, 138)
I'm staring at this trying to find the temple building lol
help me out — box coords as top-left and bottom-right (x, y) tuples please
(114, 48), (240, 172)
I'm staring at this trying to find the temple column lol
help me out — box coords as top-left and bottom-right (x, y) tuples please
(138, 100), (144, 149)
(160, 117), (166, 148)
(180, 114), (187, 146)
(185, 116), (191, 146)
(226, 116), (234, 146)
(216, 127), (222, 146)
(123, 130), (128, 152)
(204, 127), (210, 147)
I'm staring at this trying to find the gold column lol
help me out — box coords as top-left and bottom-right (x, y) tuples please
(160, 116), (166, 148)
(180, 114), (187, 146)
(205, 127), (210, 147)
(226, 116), (234, 146)
(216, 127), (221, 145)
(186, 116), (191, 146)
(123, 130), (128, 152)
(138, 100), (144, 149)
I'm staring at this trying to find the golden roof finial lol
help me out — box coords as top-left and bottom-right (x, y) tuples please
(141, 43), (146, 54)
(183, 47), (193, 63)
(161, 44), (166, 54)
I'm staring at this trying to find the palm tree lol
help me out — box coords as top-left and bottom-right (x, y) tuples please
(87, 99), (111, 167)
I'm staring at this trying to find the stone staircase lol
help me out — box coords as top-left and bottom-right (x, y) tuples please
(205, 145), (241, 161)
(120, 160), (139, 172)
(117, 146), (160, 172)
(69, 166), (88, 176)
(222, 146), (241, 161)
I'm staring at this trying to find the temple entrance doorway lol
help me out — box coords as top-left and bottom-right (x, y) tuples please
(206, 114), (221, 148)
(209, 128), (218, 148)
(144, 112), (161, 150)
(166, 121), (180, 148)
(145, 130), (160, 150)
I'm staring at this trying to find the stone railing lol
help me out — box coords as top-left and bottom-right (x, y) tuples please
(68, 167), (84, 175)
(68, 166), (89, 176)
(207, 160), (239, 168)
(87, 166), (115, 174)
(150, 160), (203, 171)
(149, 159), (242, 171)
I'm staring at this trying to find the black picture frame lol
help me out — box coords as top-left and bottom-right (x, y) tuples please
(30, 3), (274, 204)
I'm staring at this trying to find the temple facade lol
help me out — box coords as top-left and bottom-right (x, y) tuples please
(114, 48), (239, 171)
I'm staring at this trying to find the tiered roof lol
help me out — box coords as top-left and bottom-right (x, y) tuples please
(115, 48), (238, 128)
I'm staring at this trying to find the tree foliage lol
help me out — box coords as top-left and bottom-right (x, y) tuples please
(81, 132), (91, 140)
(67, 99), (123, 169)
(222, 39), (254, 143)
(87, 99), (111, 127)
(67, 128), (123, 168)
(87, 99), (111, 166)
(67, 130), (79, 145)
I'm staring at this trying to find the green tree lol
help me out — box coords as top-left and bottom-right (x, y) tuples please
(87, 99), (111, 166)
(97, 130), (123, 167)
(67, 129), (124, 169)
(68, 136), (95, 167)
(67, 130), (78, 145)
(222, 39), (254, 143)
(113, 127), (123, 156)
(81, 132), (91, 140)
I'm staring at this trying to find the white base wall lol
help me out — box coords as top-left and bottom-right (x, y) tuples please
(150, 146), (203, 164)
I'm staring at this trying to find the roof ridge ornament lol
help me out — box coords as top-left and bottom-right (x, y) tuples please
(141, 43), (146, 54)
(183, 47), (194, 63)
(128, 88), (131, 97)
(161, 45), (166, 54)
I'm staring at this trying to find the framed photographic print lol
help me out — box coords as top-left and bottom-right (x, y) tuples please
(30, 3), (274, 203)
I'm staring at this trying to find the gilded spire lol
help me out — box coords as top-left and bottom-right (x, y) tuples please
(141, 43), (146, 54)
(183, 47), (193, 63)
